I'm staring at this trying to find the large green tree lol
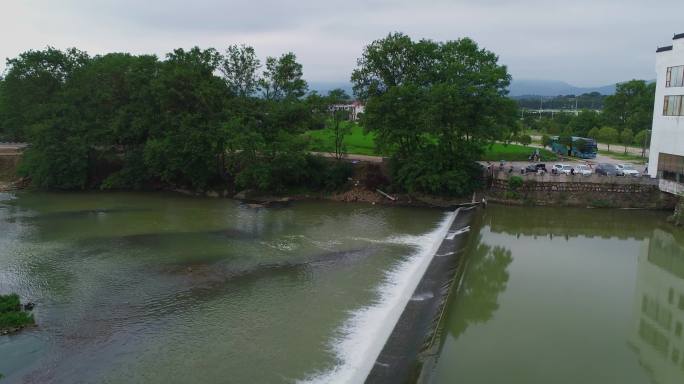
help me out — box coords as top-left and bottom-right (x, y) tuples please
(0, 47), (89, 141)
(144, 47), (230, 189)
(603, 80), (655, 134)
(353, 33), (516, 196)
(220, 44), (261, 97)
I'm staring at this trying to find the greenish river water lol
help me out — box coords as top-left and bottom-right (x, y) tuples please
(3, 193), (684, 384)
(428, 205), (684, 384)
(0, 192), (448, 384)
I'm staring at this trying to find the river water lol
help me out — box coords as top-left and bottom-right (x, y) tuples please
(0, 192), (449, 383)
(3, 193), (684, 384)
(428, 205), (684, 384)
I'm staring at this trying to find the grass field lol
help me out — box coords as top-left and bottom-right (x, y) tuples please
(598, 150), (647, 164)
(304, 126), (557, 161)
(482, 143), (557, 161)
(304, 125), (377, 156)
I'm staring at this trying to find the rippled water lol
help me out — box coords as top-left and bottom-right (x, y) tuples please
(429, 205), (684, 384)
(0, 192), (446, 383)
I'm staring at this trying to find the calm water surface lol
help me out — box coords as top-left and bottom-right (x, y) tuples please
(430, 205), (684, 384)
(0, 192), (446, 383)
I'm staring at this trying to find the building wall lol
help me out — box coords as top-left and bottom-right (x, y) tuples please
(649, 36), (684, 178)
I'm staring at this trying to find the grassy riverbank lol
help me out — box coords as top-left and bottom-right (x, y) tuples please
(305, 126), (557, 161)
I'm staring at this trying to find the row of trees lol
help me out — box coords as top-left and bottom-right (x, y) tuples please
(352, 33), (517, 195)
(525, 80), (655, 156)
(0, 46), (352, 191)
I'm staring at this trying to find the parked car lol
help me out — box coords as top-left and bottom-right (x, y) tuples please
(616, 163), (641, 177)
(524, 163), (547, 174)
(574, 164), (593, 176)
(552, 164), (573, 175)
(595, 163), (619, 176)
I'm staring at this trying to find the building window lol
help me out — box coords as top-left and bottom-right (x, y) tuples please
(667, 66), (684, 87)
(664, 95), (684, 116)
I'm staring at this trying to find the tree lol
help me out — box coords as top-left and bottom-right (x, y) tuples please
(541, 134), (552, 149)
(353, 34), (516, 196)
(603, 80), (655, 133)
(350, 32), (425, 99)
(598, 126), (619, 152)
(569, 109), (602, 137)
(144, 47), (229, 189)
(587, 127), (600, 141)
(0, 47), (89, 141)
(327, 89), (352, 160)
(634, 129), (651, 158)
(620, 128), (633, 154)
(518, 134), (532, 146)
(220, 44), (261, 97)
(259, 52), (307, 100)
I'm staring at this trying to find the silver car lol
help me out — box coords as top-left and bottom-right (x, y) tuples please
(616, 164), (641, 177)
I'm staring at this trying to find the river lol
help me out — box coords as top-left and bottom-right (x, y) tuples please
(427, 205), (684, 384)
(0, 192), (448, 383)
(2, 193), (683, 384)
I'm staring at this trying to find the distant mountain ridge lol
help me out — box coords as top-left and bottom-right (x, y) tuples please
(308, 79), (630, 99)
(508, 79), (617, 97)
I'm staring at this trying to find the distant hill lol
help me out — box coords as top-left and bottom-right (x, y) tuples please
(308, 78), (639, 99)
(508, 79), (617, 97)
(308, 81), (354, 96)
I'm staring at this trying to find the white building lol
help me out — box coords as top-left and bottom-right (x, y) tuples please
(329, 101), (365, 121)
(648, 33), (684, 195)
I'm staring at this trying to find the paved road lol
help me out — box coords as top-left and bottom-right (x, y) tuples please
(312, 151), (385, 163)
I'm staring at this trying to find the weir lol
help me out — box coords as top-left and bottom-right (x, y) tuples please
(364, 206), (478, 383)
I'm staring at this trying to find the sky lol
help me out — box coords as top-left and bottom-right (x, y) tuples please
(1, 0), (683, 87)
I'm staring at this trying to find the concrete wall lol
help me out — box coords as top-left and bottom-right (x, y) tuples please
(649, 35), (684, 178)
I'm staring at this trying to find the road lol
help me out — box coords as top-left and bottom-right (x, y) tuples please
(1, 143), (644, 168)
(0, 143), (27, 156)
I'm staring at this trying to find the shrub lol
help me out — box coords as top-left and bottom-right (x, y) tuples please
(0, 311), (34, 329)
(0, 293), (35, 332)
(508, 176), (523, 191)
(0, 294), (20, 313)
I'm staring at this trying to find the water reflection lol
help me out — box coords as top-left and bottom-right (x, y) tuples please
(630, 229), (684, 384)
(446, 232), (512, 338)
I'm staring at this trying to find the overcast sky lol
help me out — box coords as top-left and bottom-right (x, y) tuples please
(1, 0), (682, 86)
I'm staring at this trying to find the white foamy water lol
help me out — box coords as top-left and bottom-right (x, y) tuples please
(300, 209), (458, 384)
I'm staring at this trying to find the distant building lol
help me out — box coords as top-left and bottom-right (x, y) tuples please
(648, 33), (684, 194)
(329, 101), (365, 121)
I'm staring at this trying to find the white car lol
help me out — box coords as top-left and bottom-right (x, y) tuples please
(574, 164), (593, 176)
(552, 164), (573, 175)
(616, 164), (641, 177)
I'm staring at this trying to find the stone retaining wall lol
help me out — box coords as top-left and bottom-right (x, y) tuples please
(487, 172), (677, 209)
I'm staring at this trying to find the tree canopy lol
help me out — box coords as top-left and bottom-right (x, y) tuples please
(353, 33), (516, 195)
(0, 46), (348, 191)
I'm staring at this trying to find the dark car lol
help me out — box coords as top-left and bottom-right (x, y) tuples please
(523, 163), (547, 174)
(595, 163), (618, 176)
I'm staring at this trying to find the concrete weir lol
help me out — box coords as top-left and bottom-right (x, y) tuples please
(365, 206), (477, 384)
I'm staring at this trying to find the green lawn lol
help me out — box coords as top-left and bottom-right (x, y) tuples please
(598, 150), (647, 163)
(482, 143), (557, 161)
(305, 125), (377, 156)
(304, 126), (557, 161)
